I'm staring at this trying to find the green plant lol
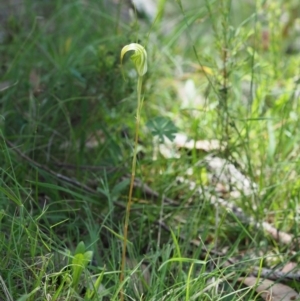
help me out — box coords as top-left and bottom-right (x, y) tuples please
(119, 43), (148, 300)
(71, 241), (93, 289)
(49, 241), (104, 301)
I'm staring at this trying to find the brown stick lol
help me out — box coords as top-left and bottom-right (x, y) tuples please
(4, 140), (97, 194)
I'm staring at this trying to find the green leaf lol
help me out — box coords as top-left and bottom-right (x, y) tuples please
(85, 270), (105, 299)
(0, 186), (22, 206)
(74, 241), (86, 255)
(72, 253), (85, 288)
(83, 251), (93, 264)
(69, 67), (86, 83)
(16, 287), (40, 301)
(146, 116), (178, 142)
(111, 178), (130, 197)
(72, 251), (92, 289)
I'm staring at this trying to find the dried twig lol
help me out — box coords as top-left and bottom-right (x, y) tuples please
(131, 177), (179, 206)
(54, 162), (124, 173)
(176, 176), (294, 245)
(252, 267), (300, 282)
(4, 140), (96, 194)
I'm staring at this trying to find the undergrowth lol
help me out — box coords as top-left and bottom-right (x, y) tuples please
(1, 0), (300, 300)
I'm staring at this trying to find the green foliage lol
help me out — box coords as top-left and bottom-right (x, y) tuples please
(146, 116), (178, 142)
(1, 0), (300, 300)
(72, 241), (93, 289)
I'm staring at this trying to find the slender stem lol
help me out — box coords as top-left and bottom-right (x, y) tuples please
(120, 76), (143, 300)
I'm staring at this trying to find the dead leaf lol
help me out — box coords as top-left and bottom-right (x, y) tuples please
(153, 133), (225, 160)
(261, 221), (293, 245)
(29, 69), (42, 96)
(239, 276), (299, 301)
(205, 154), (257, 198)
(173, 133), (224, 152)
(282, 262), (298, 274)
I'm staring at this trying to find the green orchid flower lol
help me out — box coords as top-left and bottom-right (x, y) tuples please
(120, 43), (147, 77)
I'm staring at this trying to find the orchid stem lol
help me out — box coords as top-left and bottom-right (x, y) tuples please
(119, 43), (147, 300)
(120, 75), (143, 300)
